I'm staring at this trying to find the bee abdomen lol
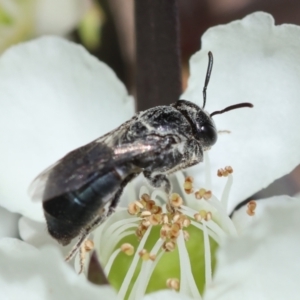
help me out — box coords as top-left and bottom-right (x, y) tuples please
(43, 165), (137, 245)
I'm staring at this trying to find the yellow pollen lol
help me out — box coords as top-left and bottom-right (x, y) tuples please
(199, 210), (207, 218)
(121, 243), (135, 256)
(170, 193), (183, 207)
(195, 188), (206, 199)
(166, 278), (180, 290)
(184, 176), (194, 194)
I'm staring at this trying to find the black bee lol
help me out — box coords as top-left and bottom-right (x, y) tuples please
(30, 52), (253, 261)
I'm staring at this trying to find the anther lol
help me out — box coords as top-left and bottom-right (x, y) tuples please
(139, 249), (150, 261)
(149, 214), (162, 225)
(142, 219), (151, 227)
(84, 239), (94, 252)
(195, 188), (206, 199)
(172, 212), (182, 222)
(203, 190), (212, 200)
(194, 213), (202, 222)
(141, 194), (151, 202)
(145, 200), (156, 210)
(217, 166), (233, 177)
(170, 193), (183, 207)
(121, 243), (135, 256)
(247, 200), (257, 216)
(135, 201), (144, 209)
(225, 166), (233, 174)
(170, 223), (180, 238)
(166, 278), (180, 290)
(128, 202), (141, 215)
(141, 210), (152, 218)
(162, 214), (169, 224)
(217, 168), (225, 177)
(151, 205), (162, 214)
(184, 176), (194, 194)
(149, 254), (156, 261)
(205, 212), (212, 221)
(163, 241), (176, 252)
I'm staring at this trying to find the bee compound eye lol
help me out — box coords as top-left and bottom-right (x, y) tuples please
(199, 122), (217, 146)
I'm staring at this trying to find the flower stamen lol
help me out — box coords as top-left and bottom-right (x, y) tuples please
(121, 243), (135, 256)
(184, 176), (194, 194)
(166, 278), (180, 290)
(247, 200), (257, 216)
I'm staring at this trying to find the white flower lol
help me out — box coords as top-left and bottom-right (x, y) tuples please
(0, 11), (300, 300)
(0, 36), (134, 221)
(0, 238), (118, 299)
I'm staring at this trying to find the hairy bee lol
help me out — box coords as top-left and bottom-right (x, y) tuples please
(30, 52), (252, 261)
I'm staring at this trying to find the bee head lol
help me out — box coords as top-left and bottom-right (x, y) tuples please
(178, 51), (253, 149)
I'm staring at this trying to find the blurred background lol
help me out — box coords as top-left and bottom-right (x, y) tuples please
(1, 0), (299, 204)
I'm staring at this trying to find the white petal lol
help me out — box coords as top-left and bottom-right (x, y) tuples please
(182, 12), (300, 212)
(0, 238), (117, 299)
(204, 197), (300, 300)
(0, 36), (134, 221)
(34, 0), (90, 36)
(0, 205), (19, 238)
(143, 290), (194, 300)
(18, 216), (73, 256)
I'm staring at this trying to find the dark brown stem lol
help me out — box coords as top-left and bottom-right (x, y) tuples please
(135, 0), (182, 111)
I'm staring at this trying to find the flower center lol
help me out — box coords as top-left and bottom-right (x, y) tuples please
(91, 155), (257, 300)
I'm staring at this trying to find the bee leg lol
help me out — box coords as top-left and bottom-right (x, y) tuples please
(143, 171), (172, 195)
(106, 173), (139, 216)
(65, 173), (138, 264)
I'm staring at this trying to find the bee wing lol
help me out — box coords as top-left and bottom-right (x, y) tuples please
(29, 141), (115, 202)
(29, 139), (160, 202)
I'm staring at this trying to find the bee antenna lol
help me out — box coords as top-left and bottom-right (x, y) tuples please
(202, 51), (213, 109)
(210, 102), (253, 117)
